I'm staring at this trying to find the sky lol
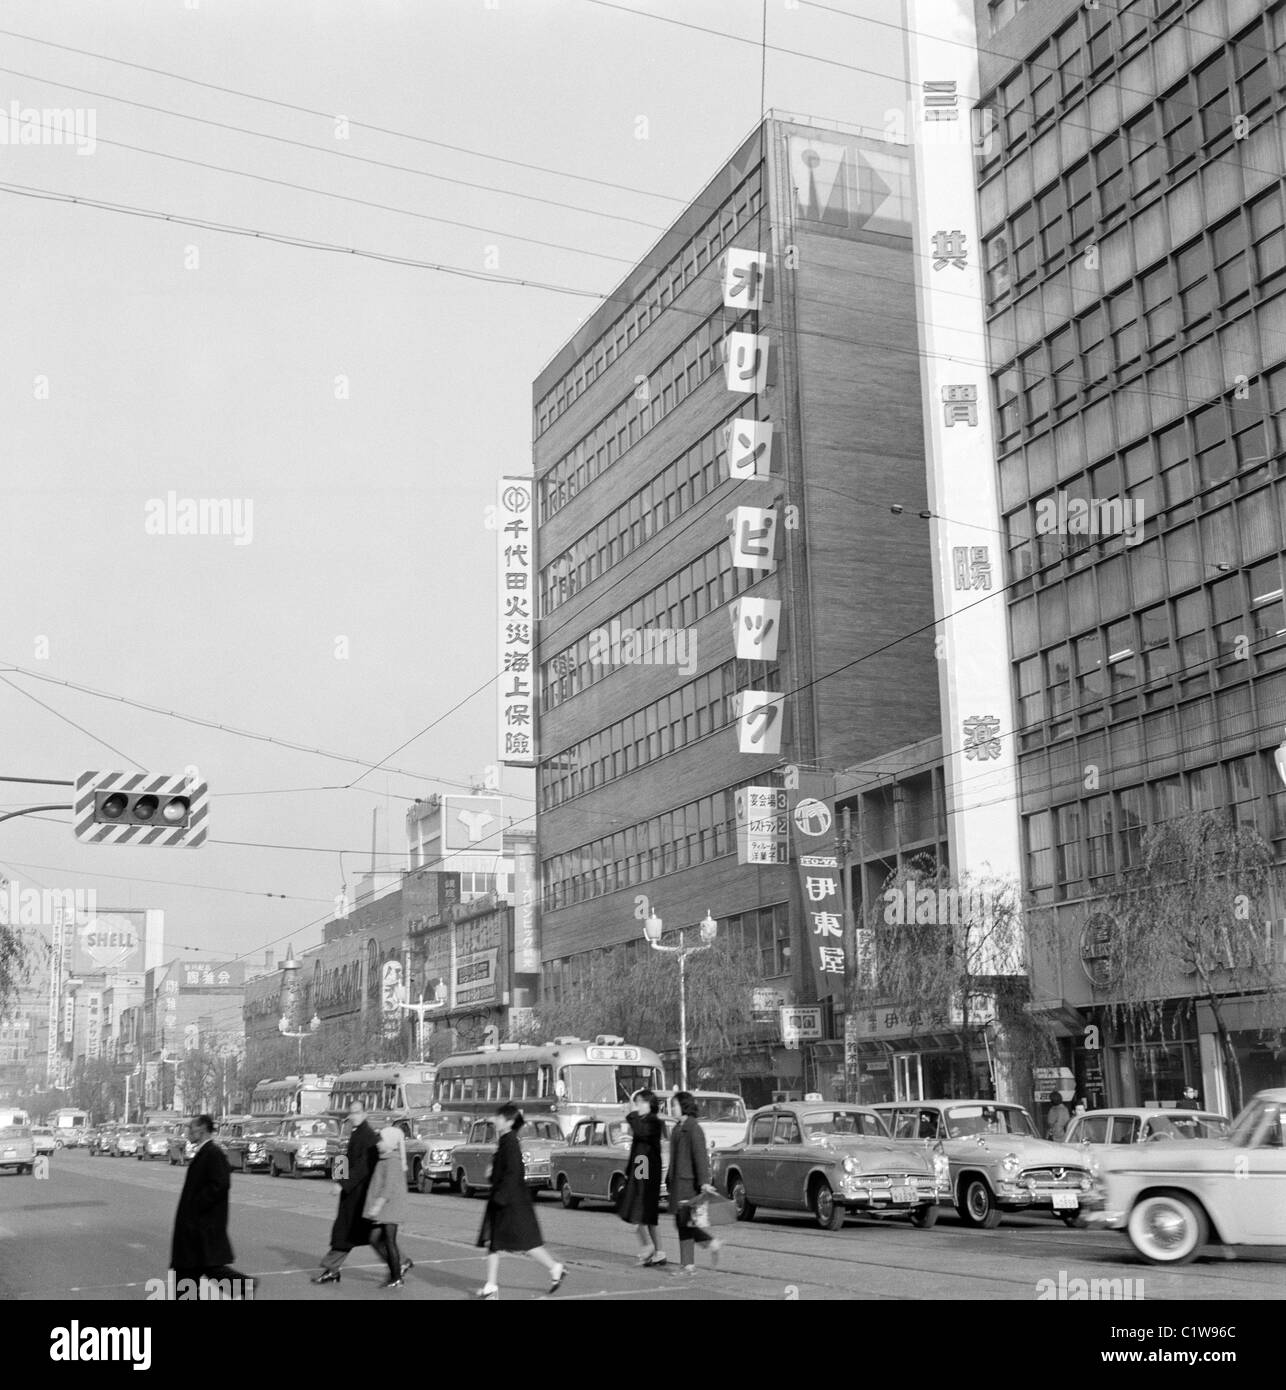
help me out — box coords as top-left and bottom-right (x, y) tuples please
(0, 0), (908, 971)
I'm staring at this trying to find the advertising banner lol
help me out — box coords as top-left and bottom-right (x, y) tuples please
(787, 774), (843, 1001)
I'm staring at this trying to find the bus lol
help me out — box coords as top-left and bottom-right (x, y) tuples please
(0, 1107), (30, 1129)
(49, 1108), (90, 1144)
(328, 1064), (437, 1118)
(249, 1075), (335, 1122)
(434, 1036), (665, 1135)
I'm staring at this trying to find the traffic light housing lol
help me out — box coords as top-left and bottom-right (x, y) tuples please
(73, 771), (208, 847)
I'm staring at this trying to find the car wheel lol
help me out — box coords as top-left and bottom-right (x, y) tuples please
(168, 1154), (177, 1166)
(811, 1178), (845, 1231)
(1126, 1192), (1208, 1266)
(558, 1177), (580, 1210)
(909, 1203), (939, 1229)
(409, 1160), (422, 1192)
(959, 1176), (1002, 1229)
(417, 1169), (433, 1196)
(288, 1158), (297, 1179)
(457, 1170), (472, 1199)
(729, 1175), (756, 1222)
(270, 1159), (280, 1177)
(608, 1173), (626, 1208)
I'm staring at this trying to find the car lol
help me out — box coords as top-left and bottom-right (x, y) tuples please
(875, 1100), (1092, 1228)
(140, 1124), (173, 1162)
(30, 1127), (59, 1155)
(451, 1116), (564, 1198)
(713, 1102), (950, 1231)
(167, 1123), (198, 1166)
(61, 1128), (87, 1148)
(662, 1091), (748, 1152)
(221, 1119), (279, 1172)
(1065, 1107), (1230, 1150)
(0, 1124), (37, 1175)
(1082, 1088), (1286, 1265)
(268, 1116), (342, 1178)
(403, 1111), (472, 1193)
(88, 1124), (115, 1157)
(110, 1125), (145, 1158)
(551, 1116), (675, 1210)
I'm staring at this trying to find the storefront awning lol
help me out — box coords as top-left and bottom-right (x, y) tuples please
(1025, 998), (1088, 1033)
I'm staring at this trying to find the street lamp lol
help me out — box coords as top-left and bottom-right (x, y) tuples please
(643, 909), (717, 1092)
(398, 980), (448, 1063)
(279, 1012), (320, 1068)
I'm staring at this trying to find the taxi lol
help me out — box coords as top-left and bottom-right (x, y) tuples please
(713, 1102), (949, 1230)
(451, 1116), (564, 1197)
(403, 1111), (472, 1193)
(1065, 1107), (1229, 1150)
(268, 1116), (341, 1178)
(221, 1119), (278, 1173)
(110, 1124), (145, 1158)
(0, 1124), (37, 1175)
(1082, 1088), (1286, 1264)
(141, 1124), (173, 1161)
(550, 1116), (674, 1209)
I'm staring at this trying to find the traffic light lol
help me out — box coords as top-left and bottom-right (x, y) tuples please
(73, 771), (208, 847)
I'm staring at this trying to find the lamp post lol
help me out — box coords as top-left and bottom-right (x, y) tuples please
(278, 1012), (320, 1069)
(398, 981), (448, 1063)
(643, 909), (717, 1092)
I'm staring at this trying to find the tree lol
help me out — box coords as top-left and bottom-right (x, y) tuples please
(1079, 810), (1280, 1115)
(0, 897), (40, 1025)
(531, 940), (764, 1090)
(866, 856), (1054, 1099)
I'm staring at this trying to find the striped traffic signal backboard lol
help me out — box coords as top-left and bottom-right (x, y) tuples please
(73, 771), (208, 847)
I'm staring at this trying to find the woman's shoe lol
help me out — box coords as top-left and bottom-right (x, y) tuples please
(309, 1270), (340, 1285)
(473, 1284), (499, 1300)
(708, 1238), (722, 1269)
(400, 1258), (414, 1276)
(380, 1277), (404, 1290)
(547, 1263), (566, 1294)
(644, 1250), (668, 1267)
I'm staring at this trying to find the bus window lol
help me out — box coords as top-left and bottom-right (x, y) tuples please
(487, 1064), (501, 1101)
(522, 1070), (537, 1101)
(538, 1065), (552, 1099)
(462, 1073), (476, 1102)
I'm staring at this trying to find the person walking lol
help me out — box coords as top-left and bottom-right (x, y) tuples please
(474, 1102), (566, 1300)
(669, 1090), (721, 1274)
(618, 1089), (665, 1266)
(365, 1126), (414, 1289)
(170, 1114), (255, 1299)
(311, 1101), (379, 1285)
(1046, 1091), (1071, 1142)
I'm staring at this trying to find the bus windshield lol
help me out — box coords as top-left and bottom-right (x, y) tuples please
(404, 1084), (436, 1109)
(559, 1064), (663, 1104)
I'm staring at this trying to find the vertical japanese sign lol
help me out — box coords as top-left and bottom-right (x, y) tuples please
(733, 785), (789, 865)
(905, 1), (1022, 972)
(498, 476), (536, 767)
(787, 774), (843, 1000)
(510, 839), (541, 975)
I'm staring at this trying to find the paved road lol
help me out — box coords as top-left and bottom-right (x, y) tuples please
(2, 1149), (1281, 1301)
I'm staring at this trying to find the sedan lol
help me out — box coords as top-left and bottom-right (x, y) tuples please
(1065, 1108), (1229, 1150)
(140, 1126), (173, 1162)
(713, 1103), (950, 1230)
(403, 1112), (472, 1193)
(167, 1124), (198, 1166)
(89, 1126), (116, 1157)
(30, 1127), (59, 1155)
(551, 1117), (674, 1210)
(1083, 1088), (1286, 1264)
(269, 1117), (341, 1178)
(0, 1125), (36, 1175)
(222, 1121), (279, 1173)
(451, 1117), (564, 1197)
(110, 1125), (145, 1158)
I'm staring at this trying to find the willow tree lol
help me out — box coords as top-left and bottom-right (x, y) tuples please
(1094, 810), (1278, 1115)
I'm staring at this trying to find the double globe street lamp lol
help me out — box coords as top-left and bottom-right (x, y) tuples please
(398, 979), (449, 1063)
(278, 1011), (320, 1068)
(643, 909), (717, 1092)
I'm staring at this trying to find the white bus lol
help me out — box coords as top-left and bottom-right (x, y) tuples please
(328, 1064), (437, 1119)
(249, 1075), (334, 1121)
(0, 1107), (30, 1128)
(434, 1037), (665, 1135)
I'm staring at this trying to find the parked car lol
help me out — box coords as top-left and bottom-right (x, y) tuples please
(61, 1127), (87, 1148)
(403, 1111), (472, 1193)
(110, 1125), (146, 1158)
(140, 1125), (173, 1162)
(222, 1119), (279, 1172)
(668, 1092), (748, 1152)
(875, 1100), (1092, 1228)
(167, 1123), (198, 1166)
(269, 1116), (341, 1178)
(30, 1127), (59, 1155)
(0, 1124), (36, 1175)
(551, 1116), (675, 1210)
(713, 1102), (950, 1231)
(1082, 1088), (1286, 1265)
(88, 1124), (116, 1157)
(451, 1116), (564, 1197)
(1066, 1107), (1230, 1150)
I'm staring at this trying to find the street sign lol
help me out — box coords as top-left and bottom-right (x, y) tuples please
(73, 771), (208, 848)
(780, 1006), (823, 1045)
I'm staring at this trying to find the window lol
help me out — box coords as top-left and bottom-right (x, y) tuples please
(1139, 604), (1172, 686)
(1026, 810), (1054, 889)
(1125, 110), (1162, 198)
(1095, 138), (1126, 225)
(1055, 804), (1082, 885)
(1011, 206), (1037, 288)
(1160, 84), (1199, 171)
(1195, 52), (1233, 147)
(1251, 190), (1286, 292)
(1085, 795), (1115, 878)
(1066, 160), (1094, 248)
(1050, 325), (1077, 409)
(1142, 266), (1177, 350)
(1177, 241), (1213, 329)
(750, 1115), (773, 1145)
(1118, 786), (1146, 867)
(1037, 184), (1067, 270)
(1075, 633), (1105, 707)
(1109, 1116), (1142, 1145)
(772, 1115), (802, 1145)
(1109, 289), (1142, 368)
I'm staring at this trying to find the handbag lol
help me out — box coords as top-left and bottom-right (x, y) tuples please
(684, 1193), (737, 1229)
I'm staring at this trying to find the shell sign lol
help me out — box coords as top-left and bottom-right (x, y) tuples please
(72, 912), (144, 974)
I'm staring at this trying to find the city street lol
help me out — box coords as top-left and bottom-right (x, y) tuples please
(3, 1149), (1280, 1303)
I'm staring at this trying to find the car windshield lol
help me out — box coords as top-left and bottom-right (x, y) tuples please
(1228, 1099), (1285, 1148)
(524, 1121), (562, 1142)
(945, 1106), (1036, 1137)
(404, 1084), (436, 1108)
(247, 1126), (277, 1137)
(414, 1118), (467, 1139)
(694, 1097), (747, 1123)
(0, 1126), (31, 1138)
(298, 1120), (338, 1137)
(803, 1111), (888, 1138)
(119, 1126), (144, 1135)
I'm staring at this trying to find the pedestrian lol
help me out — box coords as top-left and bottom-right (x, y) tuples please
(311, 1100), (379, 1285)
(474, 1102), (566, 1300)
(1046, 1091), (1071, 1142)
(1071, 1096), (1087, 1119)
(618, 1089), (665, 1266)
(364, 1126), (414, 1289)
(669, 1090), (722, 1274)
(170, 1114), (255, 1299)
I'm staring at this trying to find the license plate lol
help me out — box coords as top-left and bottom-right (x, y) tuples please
(890, 1185), (914, 1204)
(1051, 1192), (1079, 1210)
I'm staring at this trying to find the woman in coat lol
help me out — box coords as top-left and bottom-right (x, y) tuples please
(668, 1090), (722, 1273)
(617, 1089), (665, 1266)
(475, 1103), (566, 1300)
(364, 1126), (414, 1289)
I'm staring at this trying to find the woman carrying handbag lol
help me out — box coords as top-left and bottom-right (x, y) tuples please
(668, 1090), (723, 1274)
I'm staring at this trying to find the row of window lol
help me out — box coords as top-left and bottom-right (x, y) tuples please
(537, 409), (737, 617)
(539, 538), (761, 711)
(539, 659), (781, 810)
(533, 167), (763, 439)
(539, 308), (753, 522)
(437, 1066), (550, 1103)
(541, 779), (769, 910)
(992, 194), (1286, 439)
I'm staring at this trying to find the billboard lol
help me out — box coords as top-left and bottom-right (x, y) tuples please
(497, 476), (536, 766)
(71, 911), (146, 976)
(455, 949), (498, 1007)
(440, 795), (505, 853)
(511, 838), (540, 975)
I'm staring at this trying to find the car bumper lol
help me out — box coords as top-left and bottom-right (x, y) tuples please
(840, 1179), (945, 1209)
(993, 1181), (1090, 1211)
(240, 1153), (271, 1168)
(294, 1155), (330, 1170)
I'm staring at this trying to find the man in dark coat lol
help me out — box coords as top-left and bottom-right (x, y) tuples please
(311, 1101), (378, 1284)
(171, 1114), (255, 1298)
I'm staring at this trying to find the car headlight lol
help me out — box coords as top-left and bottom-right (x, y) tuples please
(933, 1153), (950, 1182)
(842, 1156), (859, 1175)
(1000, 1152), (1020, 1175)
(1080, 1175), (1092, 1191)
(1086, 1153), (1102, 1181)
